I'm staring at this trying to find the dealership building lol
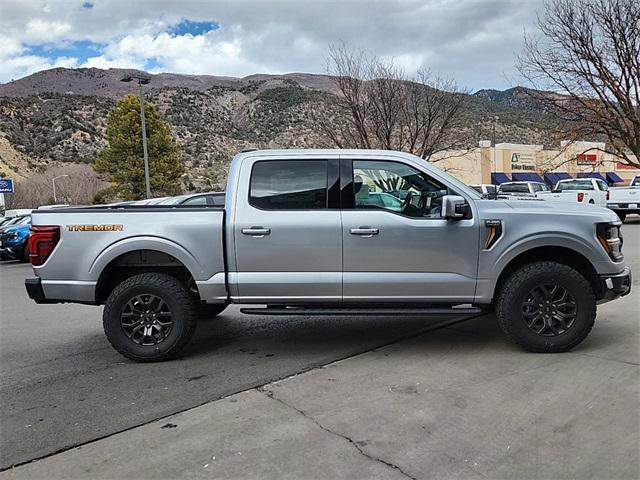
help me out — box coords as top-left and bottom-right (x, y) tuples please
(434, 140), (639, 187)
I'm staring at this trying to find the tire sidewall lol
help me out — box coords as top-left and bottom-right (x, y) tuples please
(504, 268), (594, 351)
(105, 282), (189, 359)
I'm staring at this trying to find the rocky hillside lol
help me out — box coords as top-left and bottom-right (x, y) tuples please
(0, 68), (566, 190)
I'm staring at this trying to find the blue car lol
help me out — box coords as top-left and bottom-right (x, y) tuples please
(0, 218), (31, 262)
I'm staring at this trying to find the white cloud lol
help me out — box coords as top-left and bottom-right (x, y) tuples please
(24, 19), (72, 43)
(0, 0), (545, 88)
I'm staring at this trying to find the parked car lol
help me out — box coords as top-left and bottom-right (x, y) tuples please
(630, 175), (640, 187)
(499, 181), (550, 196)
(537, 178), (609, 206)
(356, 191), (404, 212)
(0, 214), (30, 233)
(607, 186), (640, 222)
(26, 149), (630, 361)
(3, 209), (32, 218)
(0, 219), (31, 261)
(469, 184), (497, 196)
(155, 192), (226, 207)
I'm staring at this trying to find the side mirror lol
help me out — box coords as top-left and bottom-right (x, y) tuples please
(442, 195), (469, 220)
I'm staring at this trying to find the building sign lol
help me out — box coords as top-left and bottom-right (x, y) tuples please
(511, 152), (536, 171)
(577, 153), (597, 165)
(616, 162), (639, 171)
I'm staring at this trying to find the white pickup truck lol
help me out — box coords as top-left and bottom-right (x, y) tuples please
(608, 186), (640, 222)
(537, 178), (609, 206)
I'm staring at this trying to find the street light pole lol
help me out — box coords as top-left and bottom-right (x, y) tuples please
(52, 174), (69, 203)
(121, 73), (152, 199)
(138, 81), (151, 199)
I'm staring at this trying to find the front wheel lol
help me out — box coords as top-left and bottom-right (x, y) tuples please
(103, 273), (197, 362)
(495, 261), (596, 352)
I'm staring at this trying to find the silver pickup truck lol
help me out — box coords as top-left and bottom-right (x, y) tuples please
(26, 149), (631, 361)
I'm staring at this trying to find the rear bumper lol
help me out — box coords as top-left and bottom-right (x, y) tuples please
(25, 278), (57, 304)
(608, 204), (640, 212)
(597, 267), (632, 303)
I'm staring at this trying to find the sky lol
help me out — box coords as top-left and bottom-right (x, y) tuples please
(0, 0), (544, 90)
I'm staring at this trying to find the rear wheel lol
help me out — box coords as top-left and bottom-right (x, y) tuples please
(103, 273), (197, 362)
(20, 243), (30, 263)
(495, 261), (596, 352)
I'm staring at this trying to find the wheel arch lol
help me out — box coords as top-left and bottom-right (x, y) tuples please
(95, 249), (199, 305)
(493, 246), (600, 302)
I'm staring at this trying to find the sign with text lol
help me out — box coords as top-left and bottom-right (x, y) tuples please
(511, 152), (536, 171)
(616, 162), (639, 171)
(577, 153), (597, 165)
(0, 178), (14, 193)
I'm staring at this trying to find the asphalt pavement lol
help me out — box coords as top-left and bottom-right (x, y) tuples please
(0, 262), (474, 469)
(1, 218), (638, 476)
(1, 218), (638, 480)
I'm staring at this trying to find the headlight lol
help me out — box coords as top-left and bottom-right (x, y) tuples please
(597, 223), (623, 261)
(8, 232), (19, 240)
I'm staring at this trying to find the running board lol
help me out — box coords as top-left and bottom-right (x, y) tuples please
(240, 307), (484, 316)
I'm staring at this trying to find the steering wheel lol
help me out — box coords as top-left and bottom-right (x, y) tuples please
(400, 191), (417, 214)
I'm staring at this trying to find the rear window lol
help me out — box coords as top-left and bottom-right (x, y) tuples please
(499, 184), (530, 193)
(250, 160), (328, 210)
(556, 180), (594, 191)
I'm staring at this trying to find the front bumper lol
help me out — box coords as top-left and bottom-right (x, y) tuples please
(598, 267), (632, 303)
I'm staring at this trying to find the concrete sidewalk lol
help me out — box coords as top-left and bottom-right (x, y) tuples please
(2, 296), (638, 480)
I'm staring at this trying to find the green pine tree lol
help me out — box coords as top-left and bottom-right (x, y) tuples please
(95, 94), (184, 201)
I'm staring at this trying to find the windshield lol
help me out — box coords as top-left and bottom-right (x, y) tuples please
(556, 180), (594, 191)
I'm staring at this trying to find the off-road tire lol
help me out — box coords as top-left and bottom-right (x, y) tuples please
(495, 261), (596, 353)
(103, 273), (197, 362)
(197, 303), (228, 320)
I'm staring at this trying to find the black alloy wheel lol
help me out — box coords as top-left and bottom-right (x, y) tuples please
(521, 284), (577, 336)
(120, 294), (174, 346)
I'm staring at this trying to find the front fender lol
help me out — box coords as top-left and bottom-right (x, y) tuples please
(491, 231), (606, 278)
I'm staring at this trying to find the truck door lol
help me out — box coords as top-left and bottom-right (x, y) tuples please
(232, 157), (342, 303)
(341, 158), (479, 303)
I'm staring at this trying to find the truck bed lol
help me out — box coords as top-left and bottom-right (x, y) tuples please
(30, 206), (226, 304)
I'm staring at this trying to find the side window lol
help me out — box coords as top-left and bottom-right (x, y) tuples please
(352, 160), (449, 218)
(250, 160), (327, 210)
(597, 180), (608, 191)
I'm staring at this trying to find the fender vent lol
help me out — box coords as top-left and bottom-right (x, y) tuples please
(484, 220), (503, 250)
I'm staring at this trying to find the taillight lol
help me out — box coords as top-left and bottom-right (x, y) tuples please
(577, 192), (585, 202)
(28, 225), (60, 266)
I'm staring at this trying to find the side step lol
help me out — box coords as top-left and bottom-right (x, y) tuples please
(240, 307), (484, 316)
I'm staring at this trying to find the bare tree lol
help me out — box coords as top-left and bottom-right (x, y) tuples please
(314, 44), (467, 161)
(518, 0), (640, 167)
(4, 165), (105, 209)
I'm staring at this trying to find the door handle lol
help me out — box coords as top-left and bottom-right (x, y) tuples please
(242, 227), (271, 237)
(350, 227), (379, 237)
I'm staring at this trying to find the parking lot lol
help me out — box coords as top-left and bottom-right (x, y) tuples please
(1, 219), (639, 478)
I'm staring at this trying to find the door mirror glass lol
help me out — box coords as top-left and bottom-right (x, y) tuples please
(442, 195), (468, 219)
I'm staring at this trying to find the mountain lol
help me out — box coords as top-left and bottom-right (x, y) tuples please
(0, 68), (566, 189)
